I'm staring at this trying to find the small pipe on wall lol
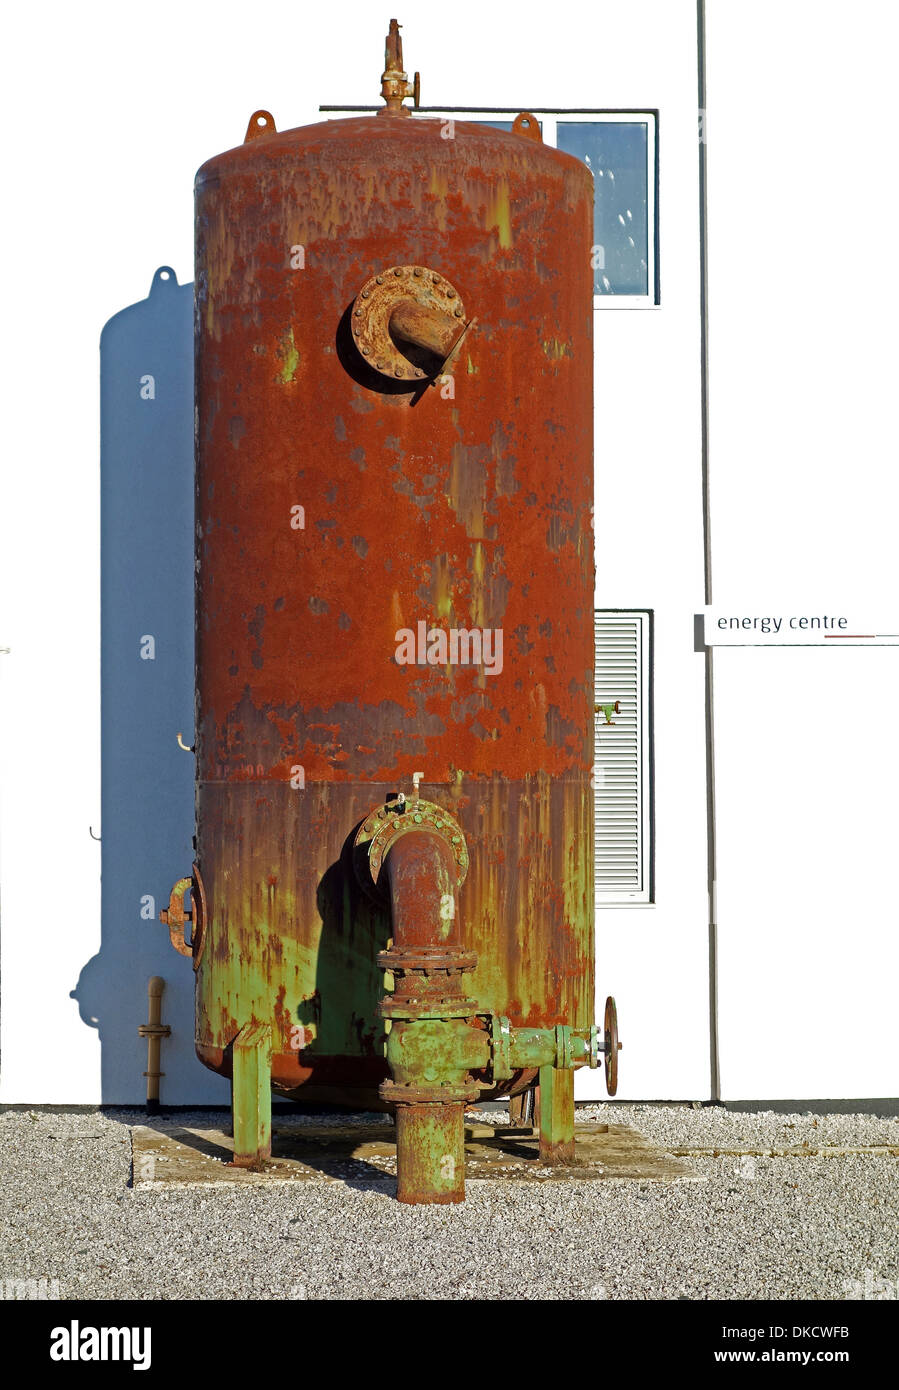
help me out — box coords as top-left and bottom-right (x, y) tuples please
(138, 976), (171, 1114)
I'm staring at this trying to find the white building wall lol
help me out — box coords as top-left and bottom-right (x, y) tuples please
(581, 94), (708, 1096)
(705, 0), (899, 1099)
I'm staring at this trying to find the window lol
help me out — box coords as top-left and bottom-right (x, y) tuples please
(595, 610), (653, 904)
(412, 110), (659, 307)
(557, 120), (655, 301)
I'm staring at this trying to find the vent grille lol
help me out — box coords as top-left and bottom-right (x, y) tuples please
(594, 611), (651, 903)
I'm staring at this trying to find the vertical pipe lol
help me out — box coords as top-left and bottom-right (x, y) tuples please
(395, 1103), (466, 1205)
(379, 826), (480, 1203)
(697, 0), (721, 1103)
(138, 976), (170, 1115)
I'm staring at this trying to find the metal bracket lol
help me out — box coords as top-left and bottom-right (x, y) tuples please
(512, 112), (542, 143)
(244, 110), (277, 142)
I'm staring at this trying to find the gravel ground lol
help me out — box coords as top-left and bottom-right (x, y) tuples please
(0, 1104), (896, 1301)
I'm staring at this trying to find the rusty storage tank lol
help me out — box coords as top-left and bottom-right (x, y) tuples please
(162, 19), (620, 1203)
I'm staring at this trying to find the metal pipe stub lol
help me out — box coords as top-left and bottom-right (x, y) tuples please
(488, 1014), (620, 1081)
(138, 976), (171, 1113)
(351, 266), (469, 381)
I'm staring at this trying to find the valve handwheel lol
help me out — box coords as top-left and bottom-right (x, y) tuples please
(604, 995), (621, 1096)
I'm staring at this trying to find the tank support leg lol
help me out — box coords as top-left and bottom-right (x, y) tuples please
(538, 1064), (575, 1164)
(230, 1022), (272, 1169)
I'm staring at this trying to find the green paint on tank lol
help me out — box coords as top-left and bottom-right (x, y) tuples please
(278, 327), (300, 384)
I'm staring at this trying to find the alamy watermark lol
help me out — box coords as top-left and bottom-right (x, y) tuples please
(842, 1269), (899, 1300)
(50, 1323), (151, 1369)
(395, 621), (503, 676)
(1, 1277), (60, 1300)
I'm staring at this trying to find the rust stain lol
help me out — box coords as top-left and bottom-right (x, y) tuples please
(193, 113), (595, 1100)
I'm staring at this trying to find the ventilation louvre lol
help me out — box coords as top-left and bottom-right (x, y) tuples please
(595, 610), (651, 904)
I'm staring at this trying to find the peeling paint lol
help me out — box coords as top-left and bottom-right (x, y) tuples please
(278, 327), (300, 383)
(486, 178), (513, 249)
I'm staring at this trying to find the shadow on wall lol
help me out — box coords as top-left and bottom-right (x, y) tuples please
(71, 267), (223, 1104)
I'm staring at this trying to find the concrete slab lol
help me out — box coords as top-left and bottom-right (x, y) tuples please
(131, 1119), (701, 1188)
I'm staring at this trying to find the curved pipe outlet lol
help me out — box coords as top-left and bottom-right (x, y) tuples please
(388, 300), (463, 362)
(383, 827), (461, 952)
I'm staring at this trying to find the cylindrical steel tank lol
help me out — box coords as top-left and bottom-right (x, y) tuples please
(166, 21), (606, 1200)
